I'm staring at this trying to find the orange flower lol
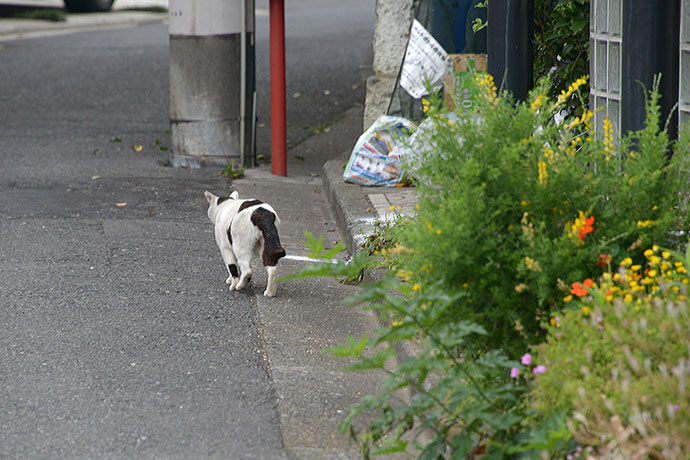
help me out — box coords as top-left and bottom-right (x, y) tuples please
(579, 216), (594, 240)
(570, 282), (587, 297)
(596, 253), (612, 267)
(571, 279), (594, 297)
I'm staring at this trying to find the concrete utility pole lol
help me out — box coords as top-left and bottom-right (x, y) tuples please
(169, 0), (256, 168)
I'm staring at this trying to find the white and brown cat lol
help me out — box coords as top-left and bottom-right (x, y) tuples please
(204, 191), (286, 297)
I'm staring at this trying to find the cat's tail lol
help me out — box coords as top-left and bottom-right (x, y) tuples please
(251, 207), (286, 266)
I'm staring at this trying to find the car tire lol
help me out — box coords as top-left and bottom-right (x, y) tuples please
(63, 0), (114, 12)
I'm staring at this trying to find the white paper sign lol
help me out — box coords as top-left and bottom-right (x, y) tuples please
(399, 19), (449, 99)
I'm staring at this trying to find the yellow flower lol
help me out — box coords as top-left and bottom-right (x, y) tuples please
(552, 76), (588, 109)
(563, 295), (573, 303)
(412, 283), (421, 291)
(538, 159), (548, 186)
(620, 257), (633, 267)
(581, 306), (591, 316)
(462, 282), (469, 288)
(531, 93), (546, 113)
(603, 118), (614, 160)
(514, 283), (529, 293)
(392, 320), (403, 327)
(644, 249), (654, 258)
(525, 256), (543, 272)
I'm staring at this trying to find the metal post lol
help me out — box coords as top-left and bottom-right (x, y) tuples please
(487, 0), (534, 101)
(270, 0), (287, 177)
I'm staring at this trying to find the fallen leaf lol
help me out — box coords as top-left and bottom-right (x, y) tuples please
(292, 91), (301, 98)
(133, 144), (143, 152)
(323, 89), (330, 95)
(115, 202), (127, 207)
(91, 175), (101, 180)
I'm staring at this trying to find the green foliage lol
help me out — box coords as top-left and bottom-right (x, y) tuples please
(220, 160), (245, 180)
(288, 233), (577, 459)
(1, 7), (66, 22)
(531, 244), (690, 457)
(534, 0), (590, 113)
(396, 75), (690, 356)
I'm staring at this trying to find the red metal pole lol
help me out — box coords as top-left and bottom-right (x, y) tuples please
(269, 0), (287, 176)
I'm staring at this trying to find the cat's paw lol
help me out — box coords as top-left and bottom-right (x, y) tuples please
(225, 276), (233, 284)
(263, 285), (276, 297)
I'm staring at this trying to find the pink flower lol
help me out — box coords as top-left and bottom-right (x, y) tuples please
(520, 353), (532, 365)
(510, 367), (520, 378)
(533, 365), (547, 375)
(674, 404), (681, 412)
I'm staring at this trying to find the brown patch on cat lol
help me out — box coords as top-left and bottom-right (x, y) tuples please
(217, 195), (232, 205)
(251, 207), (286, 266)
(238, 199), (263, 213)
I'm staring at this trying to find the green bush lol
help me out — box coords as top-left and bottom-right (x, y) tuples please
(530, 245), (690, 458)
(284, 246), (576, 459)
(534, 0), (590, 112)
(394, 75), (690, 356)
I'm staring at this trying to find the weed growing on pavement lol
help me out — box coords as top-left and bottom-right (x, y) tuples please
(220, 160), (245, 180)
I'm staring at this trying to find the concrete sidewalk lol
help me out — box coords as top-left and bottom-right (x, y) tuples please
(0, 8), (167, 41)
(234, 105), (416, 459)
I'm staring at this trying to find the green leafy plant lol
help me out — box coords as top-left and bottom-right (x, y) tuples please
(530, 243), (690, 458)
(220, 160), (245, 180)
(534, 0), (590, 113)
(286, 235), (579, 459)
(395, 74), (690, 356)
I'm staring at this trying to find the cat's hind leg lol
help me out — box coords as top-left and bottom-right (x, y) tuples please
(233, 248), (253, 291)
(220, 247), (240, 290)
(264, 266), (277, 297)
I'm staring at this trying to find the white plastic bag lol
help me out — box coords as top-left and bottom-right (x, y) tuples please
(343, 116), (417, 187)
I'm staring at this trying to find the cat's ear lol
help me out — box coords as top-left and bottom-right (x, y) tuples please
(204, 191), (216, 204)
(230, 191), (239, 200)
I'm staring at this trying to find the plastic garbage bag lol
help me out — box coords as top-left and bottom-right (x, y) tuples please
(343, 116), (417, 187)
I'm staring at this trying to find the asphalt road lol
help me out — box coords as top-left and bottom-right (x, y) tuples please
(0, 2), (375, 458)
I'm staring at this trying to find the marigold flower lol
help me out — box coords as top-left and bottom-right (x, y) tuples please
(571, 282), (587, 297)
(579, 216), (594, 240)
